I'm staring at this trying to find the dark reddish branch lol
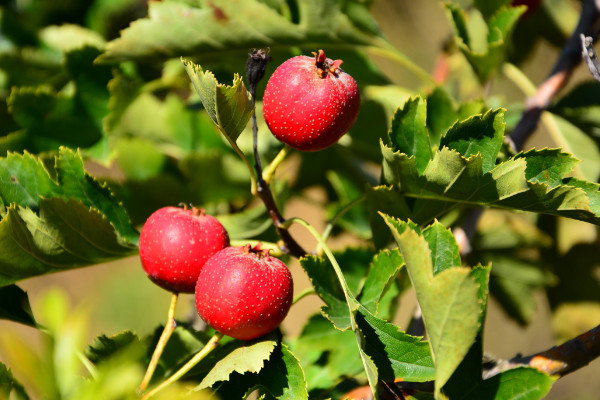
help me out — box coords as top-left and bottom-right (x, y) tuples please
(245, 49), (307, 259)
(509, 0), (600, 151)
(484, 324), (600, 378)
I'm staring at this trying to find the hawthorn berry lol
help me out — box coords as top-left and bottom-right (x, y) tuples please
(139, 206), (230, 293)
(195, 245), (293, 340)
(262, 49), (360, 151)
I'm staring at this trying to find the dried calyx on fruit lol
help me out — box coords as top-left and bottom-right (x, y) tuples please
(195, 244), (293, 340)
(262, 49), (361, 152)
(139, 205), (230, 293)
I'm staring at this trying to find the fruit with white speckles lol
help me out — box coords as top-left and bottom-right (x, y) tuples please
(262, 49), (360, 151)
(195, 244), (293, 340)
(139, 206), (230, 293)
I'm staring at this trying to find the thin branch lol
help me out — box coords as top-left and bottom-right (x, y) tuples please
(484, 324), (600, 378)
(509, 0), (600, 151)
(245, 49), (307, 258)
(581, 34), (600, 81)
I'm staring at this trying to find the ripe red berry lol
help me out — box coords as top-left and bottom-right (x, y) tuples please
(139, 206), (229, 293)
(195, 245), (293, 340)
(262, 49), (360, 151)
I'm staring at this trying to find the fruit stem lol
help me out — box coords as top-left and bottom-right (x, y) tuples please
(139, 292), (179, 393)
(141, 332), (224, 400)
(262, 145), (292, 184)
(245, 49), (307, 259)
(293, 287), (316, 304)
(230, 239), (282, 256)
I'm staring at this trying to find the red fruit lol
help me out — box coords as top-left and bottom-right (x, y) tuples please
(139, 206), (229, 293)
(262, 49), (360, 151)
(195, 245), (293, 340)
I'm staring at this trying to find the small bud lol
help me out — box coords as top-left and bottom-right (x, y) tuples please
(245, 48), (271, 95)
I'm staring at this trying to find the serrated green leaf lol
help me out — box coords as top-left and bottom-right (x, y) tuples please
(426, 87), (458, 148)
(473, 0), (513, 18)
(7, 86), (102, 153)
(0, 285), (36, 327)
(446, 4), (524, 82)
(197, 334), (278, 390)
(0, 361), (30, 400)
(388, 97), (432, 175)
(460, 367), (556, 400)
(85, 331), (140, 365)
(97, 0), (381, 63)
(377, 137), (600, 226)
(291, 314), (363, 391)
(355, 307), (435, 382)
(440, 109), (505, 174)
(207, 342), (308, 400)
(382, 214), (481, 392)
(421, 222), (462, 275)
(358, 248), (404, 315)
(443, 265), (491, 398)
(182, 59), (254, 144)
(0, 148), (138, 286)
(300, 255), (353, 330)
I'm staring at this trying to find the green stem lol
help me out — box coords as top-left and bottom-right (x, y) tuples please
(262, 145), (292, 184)
(141, 332), (224, 400)
(282, 218), (355, 306)
(293, 287), (316, 304)
(222, 130), (257, 193)
(139, 292), (179, 393)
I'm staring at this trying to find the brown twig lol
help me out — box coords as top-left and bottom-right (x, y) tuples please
(483, 324), (600, 378)
(509, 0), (600, 151)
(245, 49), (307, 258)
(581, 34), (600, 81)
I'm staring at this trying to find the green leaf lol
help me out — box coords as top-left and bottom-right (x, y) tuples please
(387, 97), (432, 175)
(377, 138), (600, 226)
(291, 314), (363, 391)
(440, 109), (505, 174)
(0, 285), (36, 327)
(197, 333), (278, 390)
(473, 0), (513, 18)
(426, 87), (459, 148)
(355, 307), (435, 382)
(421, 222), (461, 275)
(487, 255), (556, 325)
(460, 367), (556, 400)
(97, 0), (381, 63)
(199, 342), (308, 400)
(358, 248), (404, 316)
(0, 148), (138, 286)
(182, 59), (254, 144)
(85, 331), (141, 364)
(0, 361), (29, 400)
(382, 214), (481, 392)
(7, 86), (103, 153)
(300, 255), (354, 330)
(300, 251), (438, 386)
(446, 4), (524, 82)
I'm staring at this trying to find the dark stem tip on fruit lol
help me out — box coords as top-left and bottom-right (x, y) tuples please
(245, 48), (271, 94)
(312, 49), (343, 78)
(241, 243), (271, 258)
